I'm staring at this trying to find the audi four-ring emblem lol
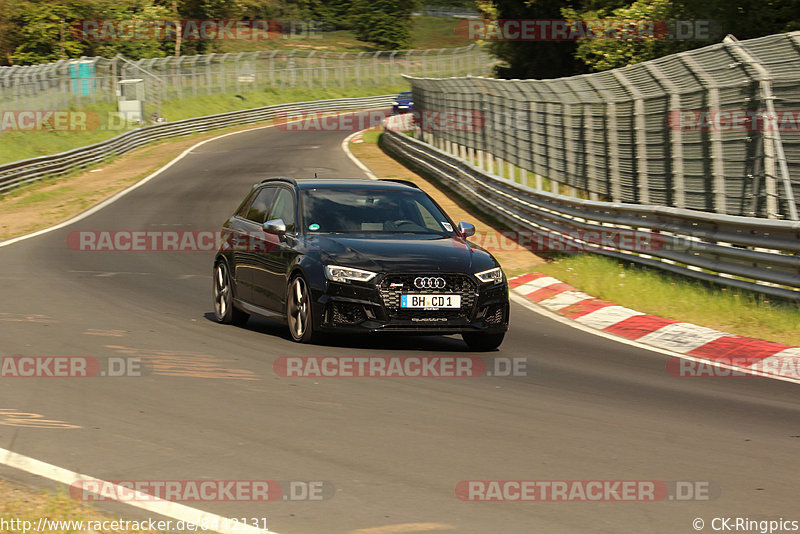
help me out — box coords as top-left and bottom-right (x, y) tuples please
(414, 276), (446, 289)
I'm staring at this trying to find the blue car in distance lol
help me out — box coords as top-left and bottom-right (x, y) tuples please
(392, 91), (414, 114)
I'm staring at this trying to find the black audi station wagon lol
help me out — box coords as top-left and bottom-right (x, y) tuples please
(213, 177), (509, 351)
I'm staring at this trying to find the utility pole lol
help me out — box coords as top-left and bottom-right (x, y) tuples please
(172, 0), (181, 57)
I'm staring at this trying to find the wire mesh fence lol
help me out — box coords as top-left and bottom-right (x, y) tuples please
(0, 44), (491, 119)
(417, 5), (480, 18)
(406, 32), (800, 219)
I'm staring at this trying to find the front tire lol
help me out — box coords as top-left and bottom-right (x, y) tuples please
(462, 332), (505, 352)
(213, 261), (249, 325)
(287, 275), (317, 343)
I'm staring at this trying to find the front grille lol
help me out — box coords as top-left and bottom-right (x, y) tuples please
(484, 305), (505, 325)
(330, 301), (367, 325)
(379, 273), (477, 320)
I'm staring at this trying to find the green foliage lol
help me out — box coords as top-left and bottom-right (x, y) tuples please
(0, 0), (438, 64)
(481, 0), (800, 78)
(2, 0), (181, 64)
(482, 0), (584, 79)
(350, 0), (416, 49)
(563, 0), (692, 71)
(426, 0), (477, 6)
(299, 0), (354, 27)
(7, 0), (87, 64)
(86, 2), (173, 60)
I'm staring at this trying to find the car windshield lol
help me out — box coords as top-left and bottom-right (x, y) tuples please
(302, 187), (455, 234)
(398, 92), (412, 99)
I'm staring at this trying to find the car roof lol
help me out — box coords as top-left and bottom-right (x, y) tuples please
(259, 177), (421, 191)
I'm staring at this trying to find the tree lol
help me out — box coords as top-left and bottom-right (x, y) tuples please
(0, 0), (23, 64)
(563, 0), (692, 72)
(565, 0), (800, 72)
(6, 1), (86, 64)
(86, 1), (172, 60)
(1, 0), (178, 65)
(480, 0), (800, 78)
(350, 0), (415, 49)
(479, 0), (587, 80)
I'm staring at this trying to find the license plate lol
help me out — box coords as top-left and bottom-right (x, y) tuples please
(401, 294), (461, 309)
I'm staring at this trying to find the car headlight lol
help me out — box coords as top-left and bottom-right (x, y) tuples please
(325, 265), (378, 283)
(392, 101), (399, 106)
(475, 266), (504, 284)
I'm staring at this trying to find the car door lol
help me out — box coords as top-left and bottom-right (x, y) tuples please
(233, 185), (278, 304)
(250, 186), (298, 312)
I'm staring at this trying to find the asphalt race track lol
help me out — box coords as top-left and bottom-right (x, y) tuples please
(1, 121), (799, 533)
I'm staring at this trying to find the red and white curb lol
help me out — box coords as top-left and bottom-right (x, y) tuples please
(510, 273), (800, 382)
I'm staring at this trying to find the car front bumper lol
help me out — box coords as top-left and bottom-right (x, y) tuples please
(314, 273), (509, 335)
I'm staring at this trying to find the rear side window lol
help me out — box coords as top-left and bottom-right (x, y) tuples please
(244, 187), (278, 223)
(267, 188), (296, 233)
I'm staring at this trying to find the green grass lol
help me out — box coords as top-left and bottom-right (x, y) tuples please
(411, 16), (475, 48)
(0, 481), (162, 534)
(162, 85), (406, 121)
(0, 102), (139, 164)
(537, 254), (800, 346)
(460, 151), (599, 198)
(213, 28), (368, 53)
(359, 128), (383, 144)
(0, 85), (408, 166)
(432, 143), (606, 200)
(11, 184), (76, 206)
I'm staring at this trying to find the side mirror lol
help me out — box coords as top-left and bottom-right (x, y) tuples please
(458, 222), (475, 237)
(263, 218), (286, 235)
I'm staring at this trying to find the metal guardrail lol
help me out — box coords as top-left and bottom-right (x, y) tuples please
(382, 126), (800, 301)
(405, 32), (800, 220)
(0, 95), (395, 193)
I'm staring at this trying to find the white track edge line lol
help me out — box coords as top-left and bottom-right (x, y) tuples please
(342, 129), (378, 180)
(510, 292), (800, 385)
(0, 447), (277, 534)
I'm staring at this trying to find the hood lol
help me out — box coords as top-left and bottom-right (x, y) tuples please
(307, 234), (498, 274)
